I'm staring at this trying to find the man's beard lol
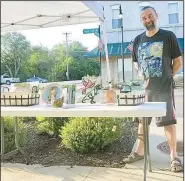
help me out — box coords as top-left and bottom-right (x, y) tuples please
(144, 21), (156, 30)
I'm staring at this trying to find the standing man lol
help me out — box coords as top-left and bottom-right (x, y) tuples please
(123, 6), (183, 172)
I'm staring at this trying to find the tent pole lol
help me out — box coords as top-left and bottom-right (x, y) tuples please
(98, 25), (102, 88)
(101, 20), (112, 90)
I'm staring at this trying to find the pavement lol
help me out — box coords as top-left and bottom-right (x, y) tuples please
(1, 162), (183, 181)
(1, 88), (184, 181)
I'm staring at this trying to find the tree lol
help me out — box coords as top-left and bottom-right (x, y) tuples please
(69, 41), (87, 61)
(50, 42), (100, 81)
(84, 58), (100, 76)
(1, 32), (31, 78)
(49, 44), (68, 81)
(1, 32), (100, 82)
(23, 45), (53, 80)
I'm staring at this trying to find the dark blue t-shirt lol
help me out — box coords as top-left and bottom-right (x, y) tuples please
(132, 29), (182, 93)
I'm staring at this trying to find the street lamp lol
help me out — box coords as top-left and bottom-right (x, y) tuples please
(119, 5), (123, 18)
(119, 5), (125, 83)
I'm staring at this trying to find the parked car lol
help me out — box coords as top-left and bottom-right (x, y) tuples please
(1, 74), (20, 85)
(26, 76), (48, 83)
(174, 71), (183, 88)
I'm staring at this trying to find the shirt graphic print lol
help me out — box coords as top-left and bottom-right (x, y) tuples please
(138, 41), (163, 79)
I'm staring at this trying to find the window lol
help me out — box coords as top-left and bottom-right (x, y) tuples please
(168, 2), (179, 24)
(111, 5), (122, 29)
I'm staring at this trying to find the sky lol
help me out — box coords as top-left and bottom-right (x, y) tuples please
(19, 22), (100, 51)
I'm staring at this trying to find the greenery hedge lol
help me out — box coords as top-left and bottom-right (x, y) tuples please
(35, 117), (69, 137)
(0, 117), (28, 153)
(60, 117), (123, 153)
(1, 116), (137, 156)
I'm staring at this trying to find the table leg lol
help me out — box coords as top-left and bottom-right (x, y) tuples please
(145, 118), (152, 172)
(142, 117), (148, 181)
(15, 117), (19, 149)
(1, 117), (28, 164)
(1, 117), (19, 159)
(14, 117), (29, 164)
(1, 117), (5, 155)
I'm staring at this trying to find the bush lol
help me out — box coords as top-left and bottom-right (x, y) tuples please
(60, 117), (123, 153)
(35, 117), (69, 137)
(0, 117), (28, 153)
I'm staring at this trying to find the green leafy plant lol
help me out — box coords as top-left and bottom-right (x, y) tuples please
(0, 117), (28, 153)
(35, 117), (69, 137)
(60, 117), (123, 153)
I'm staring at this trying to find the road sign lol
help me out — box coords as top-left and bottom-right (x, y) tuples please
(83, 28), (99, 34)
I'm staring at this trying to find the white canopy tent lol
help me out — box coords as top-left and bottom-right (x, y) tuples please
(1, 1), (112, 88)
(1, 1), (104, 32)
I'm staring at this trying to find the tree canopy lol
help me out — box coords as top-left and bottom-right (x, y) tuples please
(1, 32), (100, 82)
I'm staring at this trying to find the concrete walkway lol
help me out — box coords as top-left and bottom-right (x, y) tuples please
(2, 118), (183, 181)
(126, 117), (183, 169)
(1, 162), (183, 181)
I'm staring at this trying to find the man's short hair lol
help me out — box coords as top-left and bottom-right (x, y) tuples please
(141, 6), (157, 14)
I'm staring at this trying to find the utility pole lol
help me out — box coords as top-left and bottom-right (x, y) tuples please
(119, 5), (125, 83)
(63, 32), (71, 81)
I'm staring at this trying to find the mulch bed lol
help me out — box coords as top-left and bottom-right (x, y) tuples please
(3, 121), (138, 168)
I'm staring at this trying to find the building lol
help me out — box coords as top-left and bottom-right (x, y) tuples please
(84, 1), (184, 87)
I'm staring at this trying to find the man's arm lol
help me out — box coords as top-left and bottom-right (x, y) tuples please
(169, 32), (182, 77)
(132, 37), (139, 71)
(172, 56), (183, 77)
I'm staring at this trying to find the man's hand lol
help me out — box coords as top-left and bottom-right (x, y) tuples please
(134, 62), (139, 71)
(173, 56), (183, 77)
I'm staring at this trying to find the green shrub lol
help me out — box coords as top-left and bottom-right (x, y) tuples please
(35, 117), (69, 137)
(0, 117), (28, 153)
(60, 117), (123, 153)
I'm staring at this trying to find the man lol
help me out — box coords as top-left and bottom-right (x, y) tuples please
(123, 6), (183, 172)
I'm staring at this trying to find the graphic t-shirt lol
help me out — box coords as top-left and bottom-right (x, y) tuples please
(132, 29), (182, 92)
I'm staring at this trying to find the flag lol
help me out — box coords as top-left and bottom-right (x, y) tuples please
(127, 39), (134, 52)
(98, 39), (103, 52)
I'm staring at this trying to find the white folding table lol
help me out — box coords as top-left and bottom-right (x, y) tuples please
(1, 102), (166, 181)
